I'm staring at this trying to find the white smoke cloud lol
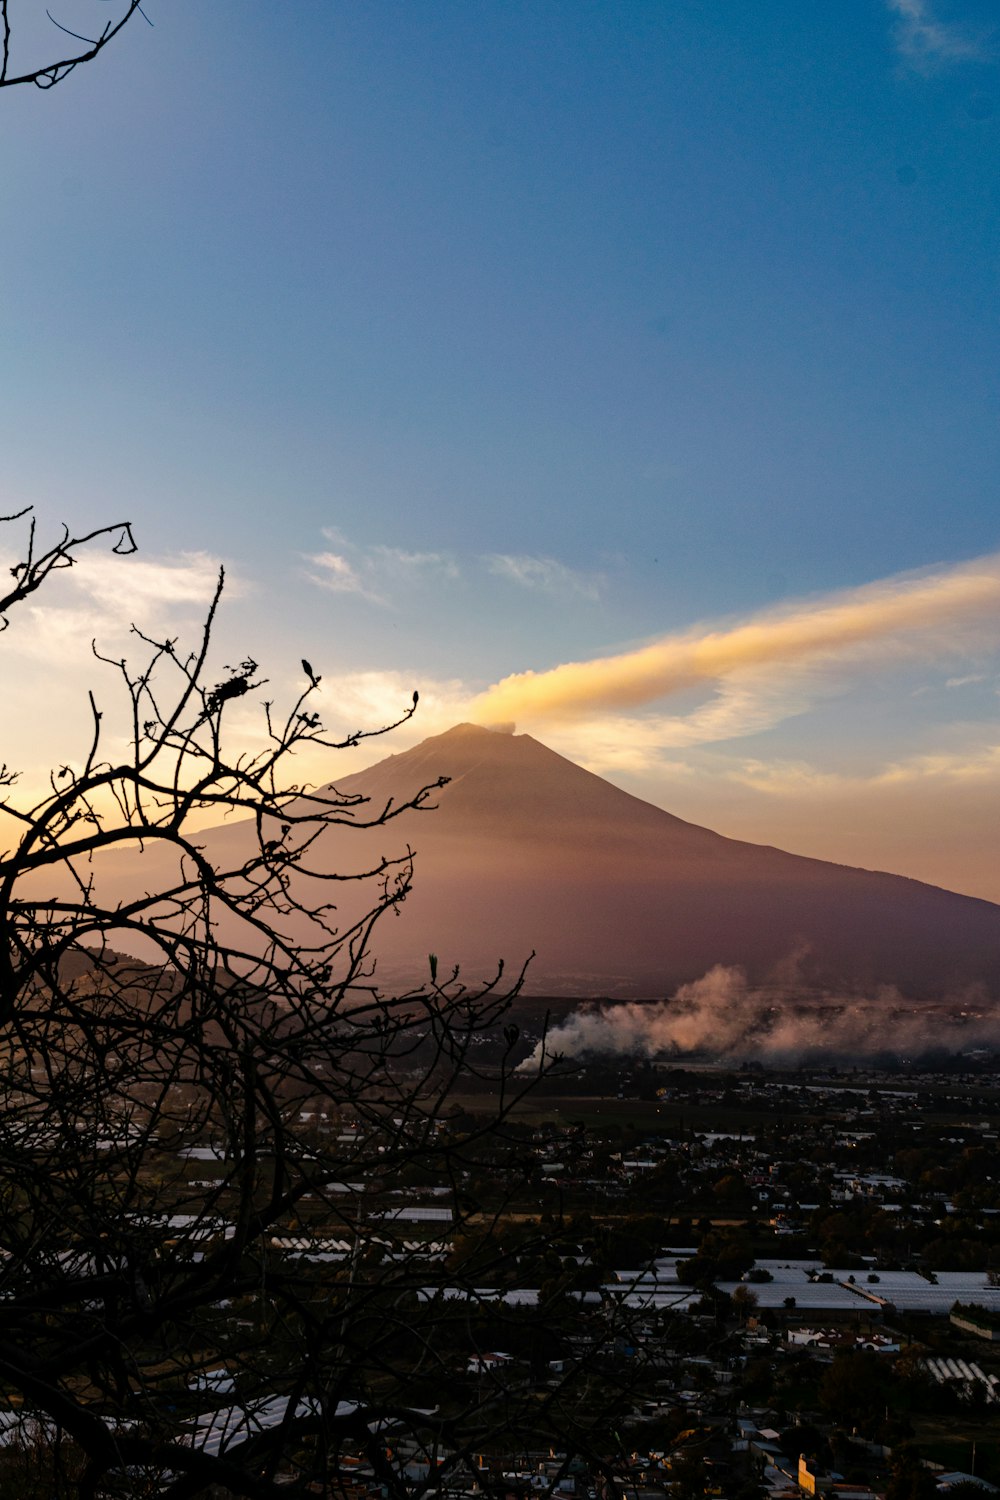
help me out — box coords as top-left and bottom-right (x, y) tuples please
(518, 963), (1000, 1070)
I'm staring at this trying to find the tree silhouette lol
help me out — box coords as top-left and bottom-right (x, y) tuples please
(0, 1), (151, 91)
(0, 511), (643, 1497)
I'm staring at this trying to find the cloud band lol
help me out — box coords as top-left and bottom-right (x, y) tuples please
(470, 556), (1000, 724)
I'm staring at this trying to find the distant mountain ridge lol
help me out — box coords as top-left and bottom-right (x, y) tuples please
(317, 723), (1000, 999)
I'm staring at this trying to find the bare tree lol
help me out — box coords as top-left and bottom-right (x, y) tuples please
(0, 511), (643, 1499)
(1, 0), (150, 91)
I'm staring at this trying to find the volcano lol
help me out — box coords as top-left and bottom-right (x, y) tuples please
(86, 722), (1000, 999)
(296, 723), (1000, 999)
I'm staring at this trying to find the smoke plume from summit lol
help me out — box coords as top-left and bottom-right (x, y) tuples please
(472, 555), (1000, 725)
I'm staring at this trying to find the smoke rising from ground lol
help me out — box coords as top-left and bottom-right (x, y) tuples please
(472, 555), (1000, 724)
(517, 964), (1000, 1070)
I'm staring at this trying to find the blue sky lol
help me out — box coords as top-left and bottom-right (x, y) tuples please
(1, 0), (998, 899)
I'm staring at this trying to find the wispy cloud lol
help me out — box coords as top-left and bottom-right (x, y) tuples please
(527, 674), (819, 776)
(886, 0), (986, 70)
(371, 546), (460, 581)
(729, 742), (1000, 796)
(0, 546), (243, 794)
(304, 533), (459, 604)
(305, 667), (462, 732)
(241, 666), (474, 788)
(469, 553), (1000, 728)
(71, 551), (233, 615)
(0, 547), (235, 662)
(485, 553), (605, 601)
(304, 549), (384, 604)
(306, 534), (603, 605)
(531, 718), (700, 778)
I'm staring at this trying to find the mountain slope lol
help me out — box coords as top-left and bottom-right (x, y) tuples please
(315, 724), (1000, 998)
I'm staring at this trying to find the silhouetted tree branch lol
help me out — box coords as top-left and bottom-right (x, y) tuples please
(0, 1), (151, 90)
(0, 508), (136, 628)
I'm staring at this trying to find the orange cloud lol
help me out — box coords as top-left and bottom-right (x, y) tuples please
(470, 555), (1000, 724)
